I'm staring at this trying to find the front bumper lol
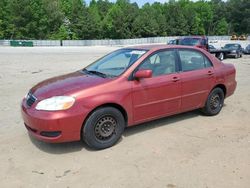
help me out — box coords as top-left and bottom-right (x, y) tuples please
(226, 52), (238, 57)
(21, 99), (86, 143)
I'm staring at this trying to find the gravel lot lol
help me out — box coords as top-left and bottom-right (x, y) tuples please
(0, 46), (250, 188)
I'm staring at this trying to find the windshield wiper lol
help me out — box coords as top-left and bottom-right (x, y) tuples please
(82, 69), (108, 78)
(88, 70), (108, 78)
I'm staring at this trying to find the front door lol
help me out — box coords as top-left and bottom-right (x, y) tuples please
(131, 50), (181, 124)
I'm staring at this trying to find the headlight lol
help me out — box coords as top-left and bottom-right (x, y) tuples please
(35, 96), (75, 111)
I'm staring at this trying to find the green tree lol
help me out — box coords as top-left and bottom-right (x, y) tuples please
(227, 0), (250, 34)
(132, 3), (160, 37)
(164, 1), (188, 36)
(49, 25), (69, 39)
(193, 1), (214, 35)
(0, 0), (8, 38)
(103, 0), (138, 39)
(67, 0), (86, 39)
(0, 0), (248, 40)
(42, 0), (65, 39)
(214, 18), (229, 35)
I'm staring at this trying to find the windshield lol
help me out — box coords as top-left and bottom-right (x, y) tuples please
(209, 45), (215, 49)
(179, 38), (200, 46)
(224, 44), (239, 50)
(84, 49), (147, 77)
(168, 40), (177, 45)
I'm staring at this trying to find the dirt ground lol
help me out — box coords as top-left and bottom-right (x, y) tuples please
(0, 46), (250, 188)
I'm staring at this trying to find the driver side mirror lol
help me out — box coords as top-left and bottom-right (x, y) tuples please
(134, 69), (152, 79)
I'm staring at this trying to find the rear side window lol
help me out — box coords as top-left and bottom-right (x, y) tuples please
(178, 50), (212, 72)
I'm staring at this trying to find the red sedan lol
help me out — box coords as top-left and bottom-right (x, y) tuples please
(21, 45), (237, 149)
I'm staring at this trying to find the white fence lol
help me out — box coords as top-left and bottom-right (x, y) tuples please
(62, 37), (180, 46)
(0, 36), (249, 47)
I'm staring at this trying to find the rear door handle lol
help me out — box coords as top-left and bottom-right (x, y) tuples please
(207, 71), (214, 75)
(172, 77), (180, 82)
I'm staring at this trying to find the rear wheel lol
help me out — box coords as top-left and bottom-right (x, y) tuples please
(82, 107), (125, 149)
(202, 88), (224, 116)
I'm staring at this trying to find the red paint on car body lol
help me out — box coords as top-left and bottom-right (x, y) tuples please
(21, 45), (237, 143)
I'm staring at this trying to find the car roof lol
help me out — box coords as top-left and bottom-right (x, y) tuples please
(125, 44), (202, 51)
(179, 36), (207, 39)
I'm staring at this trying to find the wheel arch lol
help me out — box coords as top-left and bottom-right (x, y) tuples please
(213, 84), (227, 97)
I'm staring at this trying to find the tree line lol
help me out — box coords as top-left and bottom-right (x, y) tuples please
(0, 0), (249, 40)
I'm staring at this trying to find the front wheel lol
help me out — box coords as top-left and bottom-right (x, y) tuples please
(202, 88), (224, 116)
(82, 107), (125, 150)
(218, 52), (224, 61)
(235, 53), (239, 58)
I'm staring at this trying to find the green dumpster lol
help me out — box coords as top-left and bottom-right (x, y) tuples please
(10, 40), (33, 47)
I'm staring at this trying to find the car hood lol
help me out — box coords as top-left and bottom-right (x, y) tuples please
(30, 71), (112, 99)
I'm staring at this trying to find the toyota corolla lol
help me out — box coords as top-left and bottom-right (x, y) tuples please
(21, 45), (237, 149)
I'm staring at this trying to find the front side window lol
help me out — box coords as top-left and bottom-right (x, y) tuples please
(85, 49), (147, 77)
(179, 50), (212, 72)
(138, 50), (177, 77)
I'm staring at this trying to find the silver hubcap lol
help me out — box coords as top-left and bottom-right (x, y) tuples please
(94, 116), (117, 140)
(210, 94), (221, 110)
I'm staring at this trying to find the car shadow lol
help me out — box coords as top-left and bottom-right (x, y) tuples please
(29, 109), (202, 154)
(28, 135), (93, 154)
(123, 110), (201, 137)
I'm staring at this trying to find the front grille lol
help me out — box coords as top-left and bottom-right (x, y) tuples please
(26, 92), (37, 107)
(40, 131), (61, 138)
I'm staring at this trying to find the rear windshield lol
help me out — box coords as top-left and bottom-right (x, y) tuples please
(179, 38), (200, 46)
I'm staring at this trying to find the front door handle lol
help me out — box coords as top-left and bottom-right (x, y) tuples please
(172, 77), (180, 82)
(207, 71), (214, 75)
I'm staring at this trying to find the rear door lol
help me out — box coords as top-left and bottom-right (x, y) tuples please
(177, 49), (215, 112)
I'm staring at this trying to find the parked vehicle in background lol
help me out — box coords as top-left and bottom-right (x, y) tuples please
(223, 43), (243, 58)
(178, 36), (208, 51)
(243, 44), (250, 54)
(208, 45), (216, 50)
(21, 45), (237, 149)
(231, 35), (238, 40)
(175, 36), (229, 61)
(167, 39), (178, 45)
(238, 35), (247, 40)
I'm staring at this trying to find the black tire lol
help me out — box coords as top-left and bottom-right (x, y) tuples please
(202, 88), (224, 116)
(82, 107), (125, 149)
